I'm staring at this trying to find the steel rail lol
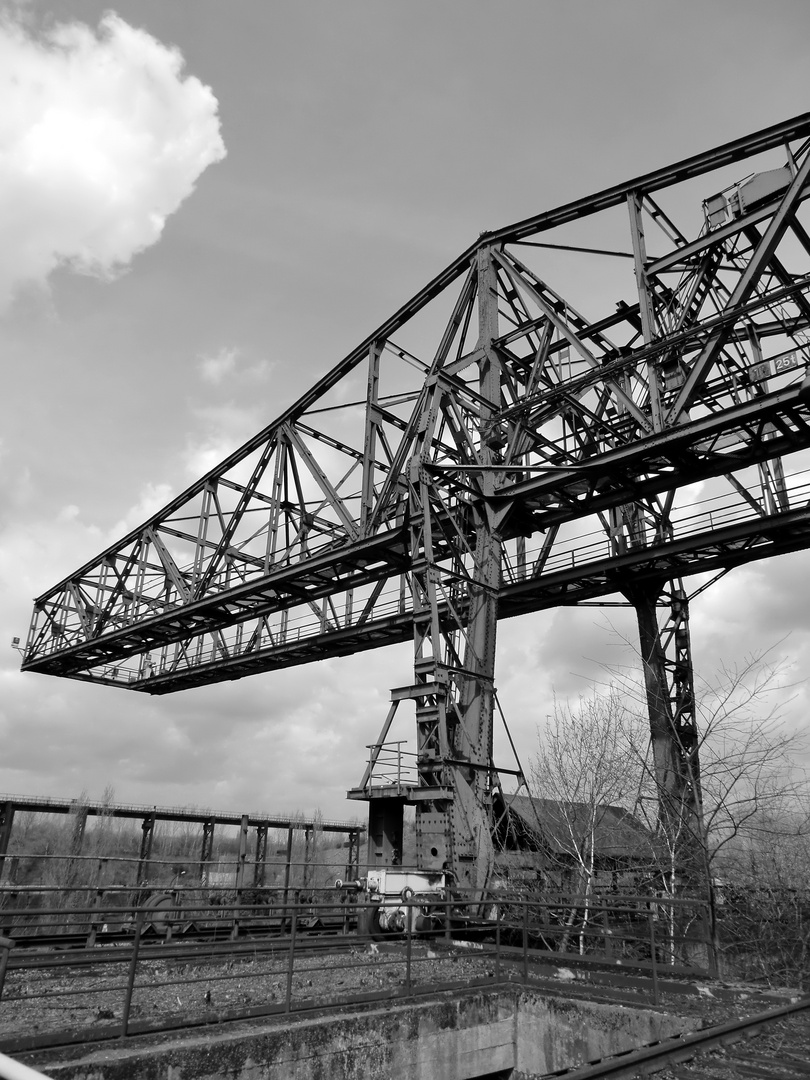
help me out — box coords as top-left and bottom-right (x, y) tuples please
(548, 995), (810, 1080)
(5, 930), (359, 970)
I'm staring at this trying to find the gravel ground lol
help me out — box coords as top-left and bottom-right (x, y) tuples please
(0, 939), (800, 1056)
(0, 943), (504, 1041)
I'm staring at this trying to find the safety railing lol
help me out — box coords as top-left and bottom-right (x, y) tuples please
(30, 454), (810, 675)
(362, 741), (419, 790)
(38, 458), (810, 679)
(0, 889), (715, 1054)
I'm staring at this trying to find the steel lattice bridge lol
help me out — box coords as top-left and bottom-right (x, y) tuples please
(21, 112), (810, 892)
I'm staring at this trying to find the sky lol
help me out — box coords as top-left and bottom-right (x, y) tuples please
(2, 0), (810, 822)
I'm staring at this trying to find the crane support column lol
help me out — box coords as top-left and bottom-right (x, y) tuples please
(626, 578), (706, 891)
(407, 245), (502, 894)
(449, 245), (503, 891)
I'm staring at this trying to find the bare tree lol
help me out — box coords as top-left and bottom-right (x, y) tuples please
(530, 687), (642, 950)
(623, 653), (809, 898)
(532, 651), (810, 973)
(716, 810), (810, 985)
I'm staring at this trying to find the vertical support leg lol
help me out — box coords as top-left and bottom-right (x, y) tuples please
(367, 800), (404, 869)
(282, 826), (294, 930)
(253, 825), (268, 888)
(346, 828), (360, 879)
(449, 244), (503, 896)
(302, 826), (313, 890)
(232, 815), (249, 941)
(627, 578), (706, 894)
(199, 820), (215, 884)
(70, 806), (88, 853)
(627, 190), (664, 431)
(0, 937), (15, 1006)
(137, 813), (156, 893)
(406, 247), (502, 898)
(66, 805), (88, 889)
(0, 803), (15, 882)
(361, 340), (382, 532)
(86, 858), (107, 947)
(234, 815), (249, 890)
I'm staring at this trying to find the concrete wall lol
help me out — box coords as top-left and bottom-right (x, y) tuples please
(514, 992), (687, 1077)
(23, 986), (690, 1080)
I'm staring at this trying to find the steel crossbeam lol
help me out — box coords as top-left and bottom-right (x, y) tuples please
(44, 497), (810, 696)
(21, 112), (810, 891)
(23, 377), (810, 684)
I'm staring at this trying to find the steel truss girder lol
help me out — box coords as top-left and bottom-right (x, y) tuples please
(40, 496), (810, 695)
(25, 375), (810, 687)
(24, 113), (810, 688)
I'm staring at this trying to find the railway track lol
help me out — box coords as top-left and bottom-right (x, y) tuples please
(547, 996), (810, 1079)
(2, 918), (349, 956)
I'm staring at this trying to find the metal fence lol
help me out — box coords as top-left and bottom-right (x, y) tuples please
(0, 888), (714, 1055)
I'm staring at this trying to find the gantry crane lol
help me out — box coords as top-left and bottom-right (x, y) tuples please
(21, 113), (810, 906)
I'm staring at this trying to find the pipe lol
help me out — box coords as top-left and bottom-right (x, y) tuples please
(0, 1053), (54, 1080)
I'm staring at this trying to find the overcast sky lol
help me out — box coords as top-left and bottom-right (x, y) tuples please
(2, 0), (810, 822)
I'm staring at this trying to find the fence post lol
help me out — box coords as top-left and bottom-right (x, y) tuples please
(0, 936), (14, 1005)
(405, 903), (412, 994)
(121, 910), (144, 1036)
(494, 901), (501, 982)
(601, 904), (612, 958)
(648, 914), (660, 1005)
(705, 899), (719, 979)
(281, 827), (294, 930)
(86, 864), (108, 948)
(341, 892), (350, 936)
(285, 903), (298, 1013)
(522, 900), (529, 984)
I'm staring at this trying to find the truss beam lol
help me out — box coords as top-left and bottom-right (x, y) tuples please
(20, 113), (810, 891)
(23, 376), (810, 683)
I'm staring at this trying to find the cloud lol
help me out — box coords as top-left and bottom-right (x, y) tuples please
(0, 11), (226, 308)
(198, 346), (274, 386)
(182, 402), (264, 477)
(199, 347), (239, 385)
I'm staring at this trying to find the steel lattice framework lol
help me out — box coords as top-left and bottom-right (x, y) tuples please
(22, 113), (810, 890)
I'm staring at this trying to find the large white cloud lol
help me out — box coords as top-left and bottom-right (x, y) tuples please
(0, 10), (226, 306)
